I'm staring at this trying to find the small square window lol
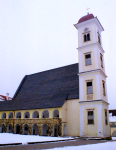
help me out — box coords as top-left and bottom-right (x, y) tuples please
(88, 110), (94, 124)
(85, 53), (91, 65)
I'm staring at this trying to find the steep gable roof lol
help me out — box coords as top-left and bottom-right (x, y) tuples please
(0, 63), (79, 111)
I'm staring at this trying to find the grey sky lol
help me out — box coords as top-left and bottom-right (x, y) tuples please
(0, 0), (115, 109)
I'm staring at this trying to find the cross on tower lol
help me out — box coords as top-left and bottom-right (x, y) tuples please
(86, 7), (90, 15)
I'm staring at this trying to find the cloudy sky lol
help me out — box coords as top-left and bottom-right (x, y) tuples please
(0, 0), (116, 109)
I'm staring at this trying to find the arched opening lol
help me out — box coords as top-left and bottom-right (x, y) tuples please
(53, 109), (59, 118)
(1, 113), (6, 119)
(41, 124), (49, 136)
(8, 112), (13, 119)
(32, 111), (39, 118)
(42, 110), (49, 118)
(112, 131), (116, 137)
(0, 124), (5, 133)
(87, 33), (90, 41)
(23, 111), (30, 118)
(84, 34), (87, 42)
(23, 124), (29, 135)
(32, 124), (38, 135)
(63, 124), (67, 136)
(16, 112), (21, 119)
(53, 124), (58, 137)
(15, 124), (20, 134)
(7, 124), (12, 133)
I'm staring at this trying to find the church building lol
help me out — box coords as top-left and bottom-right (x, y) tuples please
(0, 13), (111, 138)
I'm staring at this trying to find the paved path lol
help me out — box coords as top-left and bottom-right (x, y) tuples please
(0, 138), (110, 150)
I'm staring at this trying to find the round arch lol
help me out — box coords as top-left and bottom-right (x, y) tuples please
(8, 112), (13, 119)
(32, 111), (39, 118)
(16, 112), (21, 119)
(31, 124), (38, 135)
(41, 124), (49, 136)
(7, 124), (12, 133)
(15, 124), (20, 134)
(41, 110), (49, 118)
(53, 109), (59, 118)
(23, 111), (30, 119)
(0, 124), (5, 133)
(53, 124), (58, 137)
(23, 124), (29, 135)
(1, 113), (6, 119)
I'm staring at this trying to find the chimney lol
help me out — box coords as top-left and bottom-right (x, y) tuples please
(6, 93), (9, 100)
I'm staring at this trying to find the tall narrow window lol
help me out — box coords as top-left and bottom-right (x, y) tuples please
(100, 54), (103, 68)
(87, 33), (90, 41)
(87, 81), (93, 94)
(84, 34), (87, 42)
(102, 81), (105, 95)
(85, 53), (91, 65)
(88, 110), (94, 124)
(105, 110), (108, 125)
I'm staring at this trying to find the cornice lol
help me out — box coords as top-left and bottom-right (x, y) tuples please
(77, 42), (105, 53)
(79, 99), (109, 105)
(78, 69), (107, 78)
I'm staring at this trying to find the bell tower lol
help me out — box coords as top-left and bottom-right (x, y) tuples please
(74, 13), (110, 138)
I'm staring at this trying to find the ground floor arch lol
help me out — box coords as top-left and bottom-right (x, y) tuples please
(32, 124), (38, 135)
(53, 124), (58, 137)
(15, 124), (20, 134)
(0, 124), (5, 133)
(23, 124), (29, 135)
(7, 124), (12, 133)
(41, 124), (48, 136)
(112, 131), (116, 137)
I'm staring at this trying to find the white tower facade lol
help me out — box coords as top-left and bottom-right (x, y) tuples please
(74, 13), (110, 138)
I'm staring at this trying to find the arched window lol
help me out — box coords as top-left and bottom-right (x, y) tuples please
(53, 109), (59, 118)
(8, 112), (13, 119)
(87, 33), (90, 41)
(1, 113), (6, 119)
(42, 110), (49, 118)
(32, 111), (39, 118)
(16, 112), (21, 119)
(23, 111), (30, 118)
(0, 124), (5, 133)
(15, 124), (20, 134)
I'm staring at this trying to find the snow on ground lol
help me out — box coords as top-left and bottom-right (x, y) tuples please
(0, 133), (73, 145)
(112, 137), (116, 140)
(45, 141), (116, 150)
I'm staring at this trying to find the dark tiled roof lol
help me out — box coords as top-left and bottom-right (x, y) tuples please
(78, 13), (94, 24)
(0, 63), (79, 111)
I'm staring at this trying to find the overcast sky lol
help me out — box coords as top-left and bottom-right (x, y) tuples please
(0, 0), (116, 109)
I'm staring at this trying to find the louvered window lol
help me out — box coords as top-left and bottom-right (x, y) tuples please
(100, 54), (103, 68)
(102, 81), (105, 95)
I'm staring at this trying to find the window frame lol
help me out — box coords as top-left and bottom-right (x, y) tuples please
(87, 109), (94, 125)
(86, 80), (93, 95)
(102, 80), (106, 96)
(100, 53), (103, 68)
(84, 52), (92, 66)
(97, 32), (101, 45)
